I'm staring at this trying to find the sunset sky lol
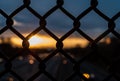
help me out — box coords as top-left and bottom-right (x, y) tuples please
(0, 0), (120, 48)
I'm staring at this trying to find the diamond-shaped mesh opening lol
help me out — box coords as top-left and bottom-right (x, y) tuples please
(115, 18), (120, 33)
(46, 9), (73, 38)
(28, 34), (48, 49)
(33, 31), (56, 49)
(63, 0), (90, 17)
(86, 33), (120, 70)
(0, 0), (22, 15)
(63, 32), (90, 61)
(12, 54), (39, 80)
(80, 11), (108, 39)
(0, 73), (19, 81)
(97, 0), (120, 17)
(63, 32), (89, 49)
(30, 0), (56, 16)
(45, 53), (74, 80)
(13, 9), (40, 37)
(0, 15), (6, 30)
(0, 30), (22, 58)
(45, 53), (62, 78)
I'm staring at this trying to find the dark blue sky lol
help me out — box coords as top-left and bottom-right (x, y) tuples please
(0, 0), (120, 38)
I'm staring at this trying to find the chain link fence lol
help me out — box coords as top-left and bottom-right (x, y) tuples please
(0, 0), (120, 81)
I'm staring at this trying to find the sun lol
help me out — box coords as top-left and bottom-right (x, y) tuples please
(28, 35), (43, 47)
(11, 35), (56, 48)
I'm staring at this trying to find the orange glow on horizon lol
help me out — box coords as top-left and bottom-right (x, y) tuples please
(11, 35), (89, 48)
(63, 38), (89, 48)
(11, 35), (56, 48)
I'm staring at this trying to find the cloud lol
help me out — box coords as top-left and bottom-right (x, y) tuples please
(1, 0), (120, 38)
(13, 20), (23, 27)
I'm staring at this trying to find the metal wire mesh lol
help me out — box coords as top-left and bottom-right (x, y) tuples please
(0, 0), (120, 81)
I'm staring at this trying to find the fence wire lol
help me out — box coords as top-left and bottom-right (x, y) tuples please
(0, 0), (120, 81)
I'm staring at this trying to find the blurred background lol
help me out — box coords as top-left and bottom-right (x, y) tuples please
(0, 0), (120, 81)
